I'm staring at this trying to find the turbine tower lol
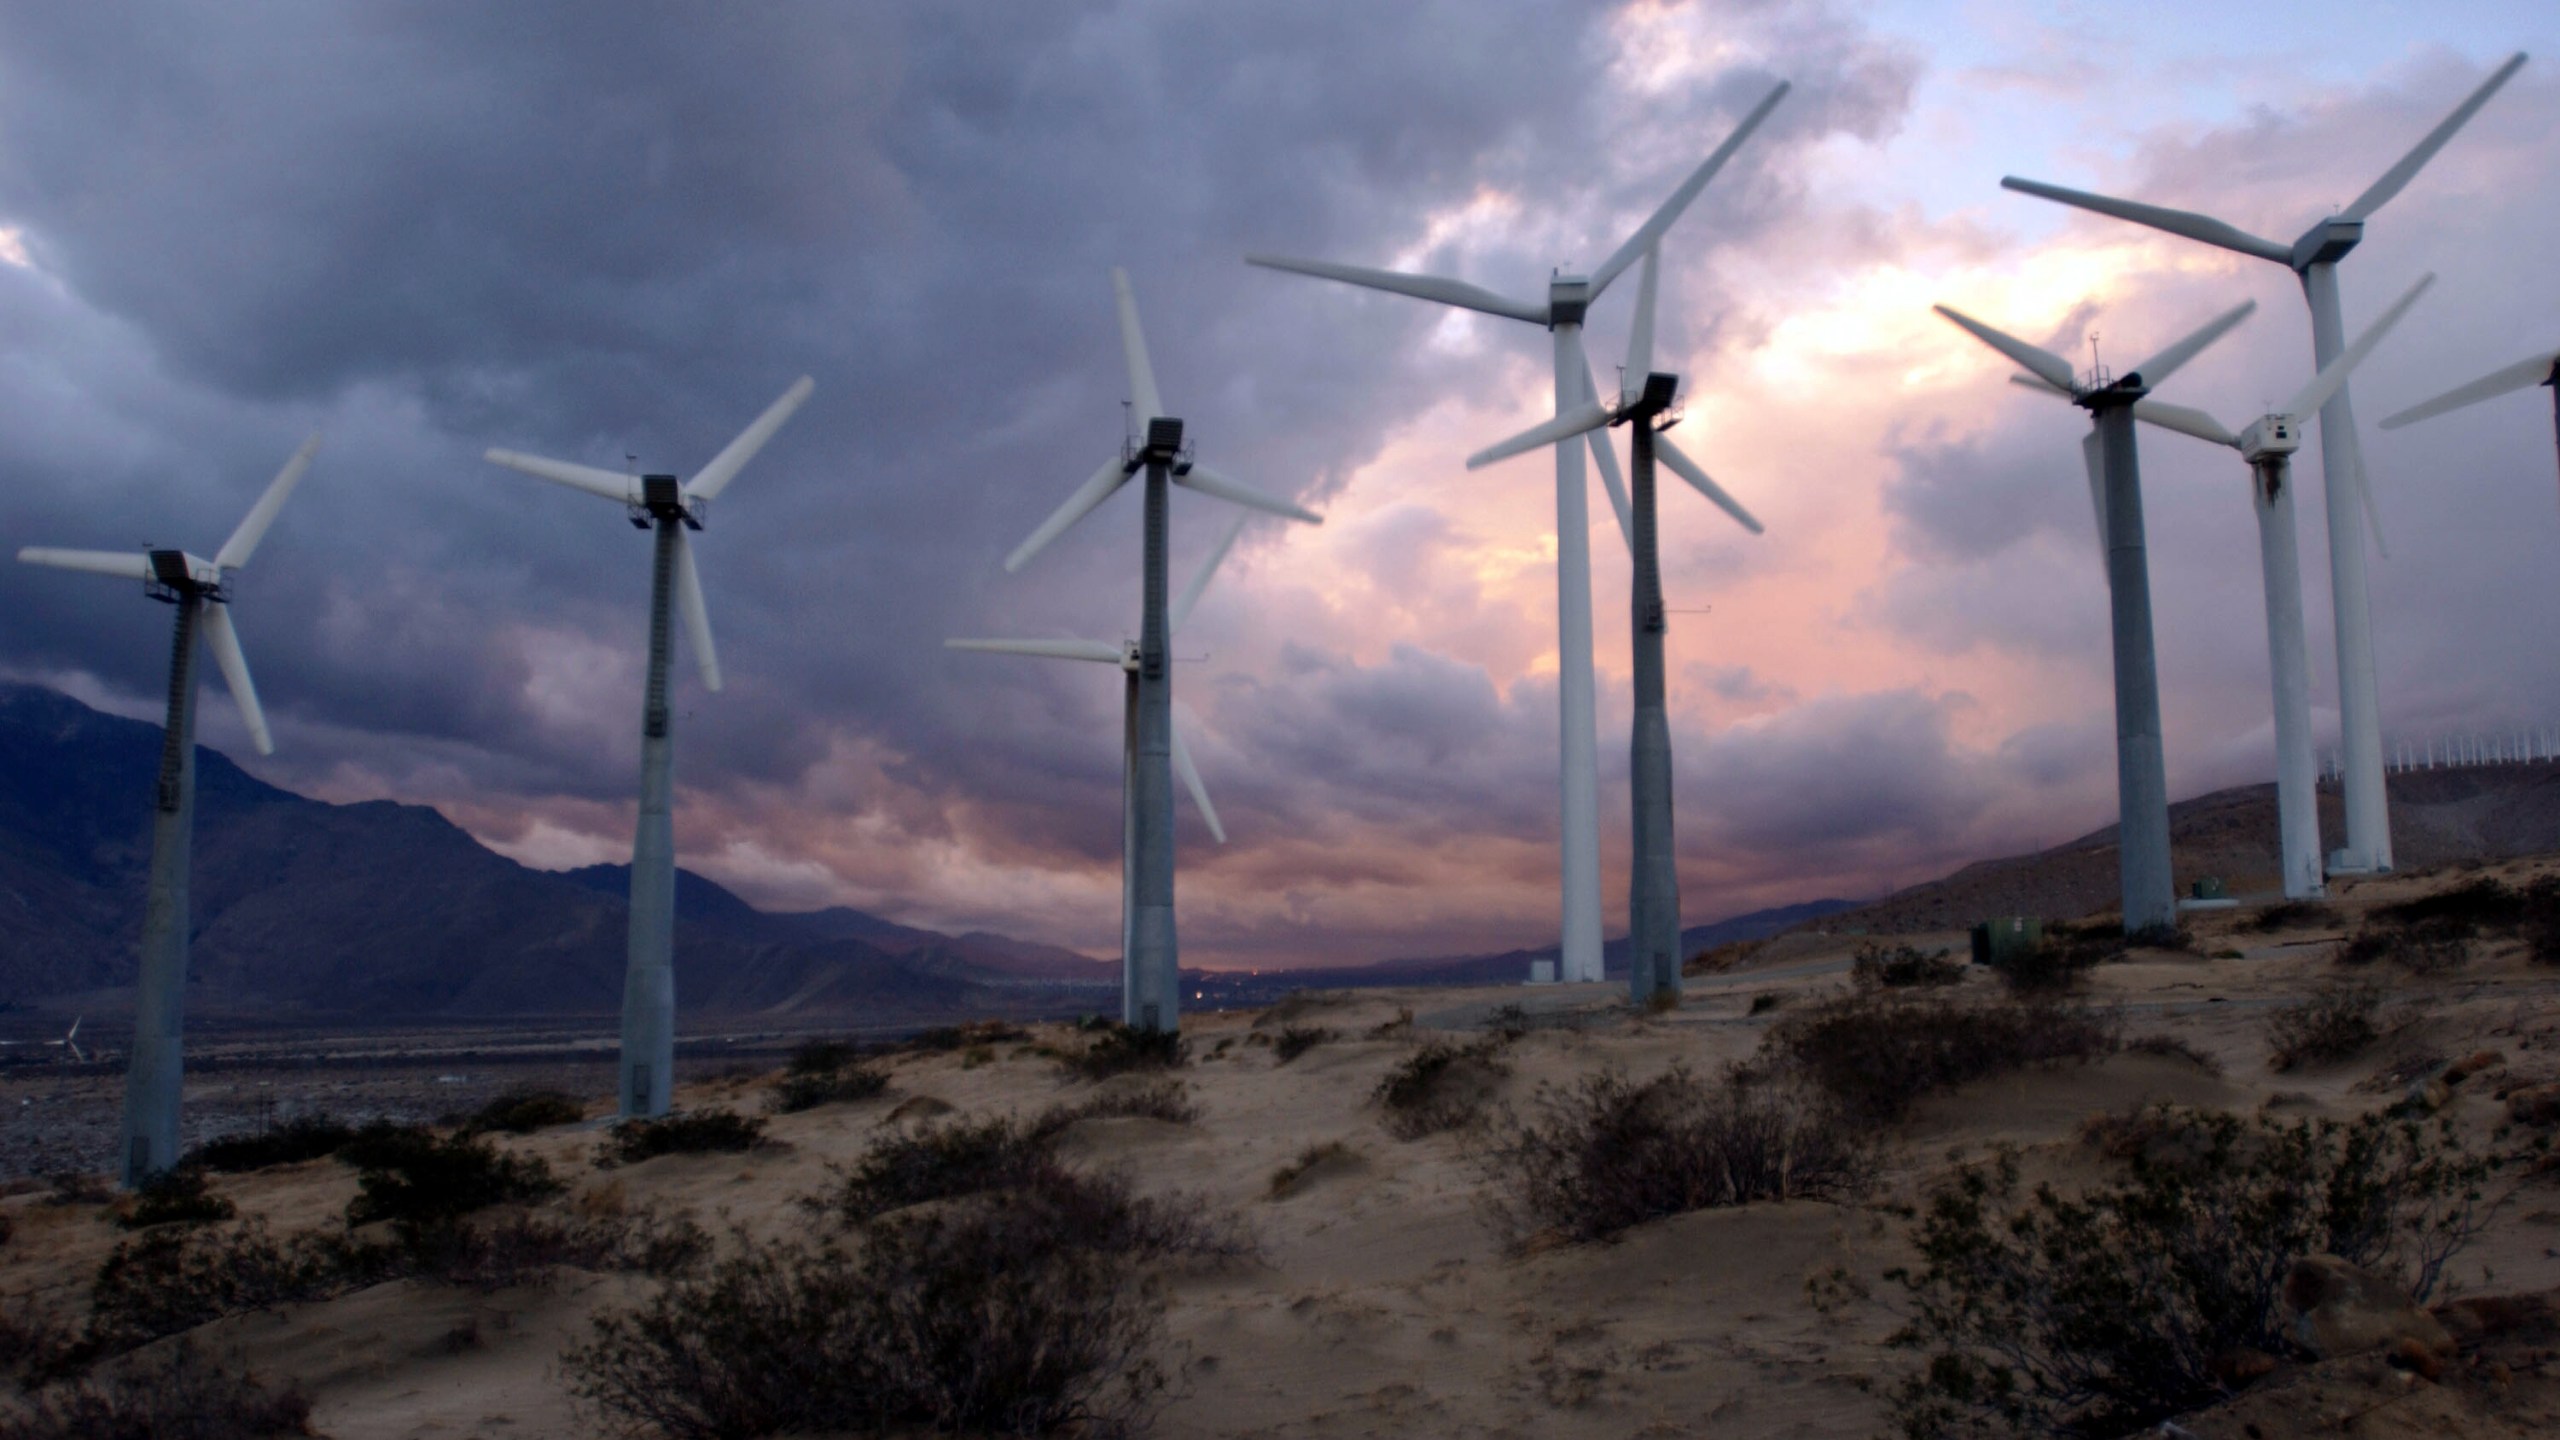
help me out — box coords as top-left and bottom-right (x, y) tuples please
(1463, 247), (1765, 1004)
(2017, 277), (2435, 901)
(18, 433), (322, 1185)
(1246, 81), (1790, 984)
(2381, 342), (2560, 498)
(1999, 51), (2527, 876)
(949, 516), (1250, 1022)
(1935, 298), (2256, 935)
(1000, 269), (1322, 1033)
(484, 376), (813, 1119)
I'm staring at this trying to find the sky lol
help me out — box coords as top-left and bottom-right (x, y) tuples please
(2, 2), (2555, 970)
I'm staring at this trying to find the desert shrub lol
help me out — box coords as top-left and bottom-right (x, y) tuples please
(1687, 937), (1767, 975)
(344, 1130), (561, 1227)
(1989, 930), (2120, 996)
(40, 1173), (109, 1207)
(905, 1020), (1030, 1055)
(787, 1038), (868, 1074)
(1478, 1067), (1872, 1247)
(1765, 993), (2119, 1125)
(767, 1065), (890, 1114)
(2375, 877), (2522, 932)
(1853, 943), (1965, 990)
(329, 1119), (443, 1169)
(1888, 1106), (2497, 1439)
(85, 1222), (370, 1357)
(182, 1115), (357, 1174)
(1267, 1141), (1356, 1199)
(1271, 1026), (1334, 1064)
(605, 1110), (768, 1165)
(2242, 901), (2323, 933)
(826, 1117), (1055, 1223)
(0, 1213), (9, 1249)
(1373, 1037), (1510, 1140)
(395, 1208), (711, 1292)
(1032, 1080), (1197, 1137)
(2123, 1033), (2222, 1075)
(2520, 875), (2560, 963)
(0, 1344), (313, 1440)
(115, 1169), (234, 1230)
(1065, 1023), (1188, 1081)
(1748, 993), (1783, 1016)
(465, 1088), (586, 1135)
(2263, 981), (2384, 1071)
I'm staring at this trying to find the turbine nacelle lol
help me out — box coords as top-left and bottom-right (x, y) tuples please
(2289, 217), (2365, 271)
(146, 549), (225, 599)
(1546, 274), (1592, 328)
(631, 474), (702, 531)
(2236, 415), (2304, 462)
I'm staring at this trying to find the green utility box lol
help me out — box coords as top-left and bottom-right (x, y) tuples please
(1970, 917), (2045, 968)
(2190, 877), (2228, 901)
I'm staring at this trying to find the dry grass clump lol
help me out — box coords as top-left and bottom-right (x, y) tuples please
(181, 1115), (358, 1174)
(2123, 1033), (2223, 1075)
(2242, 900), (2326, 933)
(343, 1128), (562, 1226)
(1763, 991), (2119, 1124)
(1035, 1080), (1198, 1134)
(1686, 937), (1768, 975)
(2263, 980), (2386, 1071)
(1478, 1066), (1872, 1247)
(602, 1110), (768, 1166)
(1270, 1025), (1335, 1064)
(461, 1088), (587, 1135)
(904, 1020), (1031, 1055)
(825, 1117), (1054, 1224)
(0, 1344), (314, 1440)
(768, 1039), (892, 1114)
(1266, 1141), (1357, 1199)
(1374, 1036), (1511, 1140)
(2333, 875), (2560, 972)
(114, 1169), (235, 1231)
(1064, 1023), (1188, 1081)
(1851, 943), (1964, 990)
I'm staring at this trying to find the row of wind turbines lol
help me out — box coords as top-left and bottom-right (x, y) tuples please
(18, 51), (2553, 1187)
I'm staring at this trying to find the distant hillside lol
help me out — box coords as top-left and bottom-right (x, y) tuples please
(1299, 898), (1860, 988)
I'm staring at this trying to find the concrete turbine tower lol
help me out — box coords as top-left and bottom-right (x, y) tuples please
(1463, 246), (1765, 1004)
(1999, 52), (2528, 877)
(18, 433), (322, 1185)
(1000, 269), (1322, 1033)
(2016, 276), (2435, 902)
(949, 516), (1252, 1022)
(2381, 343), (2560, 498)
(1934, 298), (2257, 935)
(484, 376), (814, 1119)
(1246, 81), (1790, 984)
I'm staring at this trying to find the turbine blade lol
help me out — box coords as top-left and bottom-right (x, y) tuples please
(2082, 429), (2110, 558)
(1588, 428), (1635, 555)
(688, 375), (816, 502)
(1589, 80), (1791, 296)
(1466, 401), (1613, 470)
(1111, 268), (1165, 423)
(2277, 272), (2433, 421)
(484, 449), (638, 504)
(1934, 304), (2079, 393)
(2381, 347), (2560, 429)
(1174, 462), (1322, 524)
(1170, 720), (1225, 844)
(1999, 177), (2292, 261)
(2128, 300), (2255, 387)
(944, 637), (1129, 666)
(672, 526), (720, 693)
(2131, 399), (2241, 448)
(199, 604), (273, 755)
(2006, 372), (2076, 400)
(17, 547), (151, 580)
(1624, 245), (1659, 392)
(2342, 52), (2528, 221)
(1656, 434), (1763, 534)
(2353, 441), (2389, 560)
(1172, 514), (1250, 635)
(1006, 455), (1133, 572)
(1244, 254), (1548, 325)
(215, 432), (322, 570)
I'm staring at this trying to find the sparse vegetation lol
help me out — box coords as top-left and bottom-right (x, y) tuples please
(767, 1064), (890, 1114)
(604, 1110), (768, 1165)
(2242, 900), (2324, 932)
(1033, 1079), (1198, 1135)
(183, 1115), (358, 1174)
(1374, 1036), (1511, 1139)
(342, 1129), (563, 1227)
(1064, 1022), (1188, 1080)
(1270, 1025), (1334, 1064)
(825, 1116), (1057, 1224)
(0, 1344), (314, 1440)
(786, 1037), (869, 1074)
(114, 1168), (235, 1230)
(1986, 928), (2118, 995)
(2263, 980), (2385, 1071)
(1851, 942), (1965, 990)
(905, 1020), (1030, 1054)
(1478, 1067), (1872, 1248)
(463, 1088), (587, 1135)
(1267, 1141), (1356, 1199)
(1763, 992), (2119, 1125)
(1888, 1106), (2498, 1439)
(2124, 1033), (2222, 1075)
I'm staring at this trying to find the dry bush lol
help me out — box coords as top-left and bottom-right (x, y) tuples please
(1270, 1026), (1334, 1064)
(604, 1110), (768, 1165)
(1064, 1024), (1188, 1081)
(2123, 1033), (2222, 1075)
(825, 1117), (1056, 1224)
(394, 1208), (710, 1292)
(344, 1129), (562, 1226)
(786, 1037), (871, 1074)
(2242, 901), (2325, 933)
(462, 1089), (587, 1135)
(1852, 943), (1965, 990)
(904, 1020), (1031, 1055)
(0, 1344), (313, 1440)
(1989, 930), (2121, 996)
(1763, 992), (2119, 1125)
(1686, 937), (1767, 975)
(182, 1115), (356, 1174)
(1477, 1067), (1872, 1247)
(1889, 1107), (2498, 1439)
(1033, 1080), (1197, 1136)
(1267, 1142), (1356, 1199)
(767, 1065), (890, 1114)
(115, 1169), (235, 1230)
(84, 1222), (369, 1359)
(1373, 1036), (1511, 1140)
(2263, 981), (2385, 1071)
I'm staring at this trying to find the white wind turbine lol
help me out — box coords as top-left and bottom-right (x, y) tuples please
(18, 433), (322, 1185)
(2381, 342), (2560, 498)
(1934, 297), (2257, 935)
(484, 376), (813, 1119)
(950, 515), (1249, 1016)
(2001, 51), (2528, 877)
(995, 268), (1320, 1033)
(1246, 79), (1790, 984)
(1464, 246), (1763, 1003)
(2015, 275), (2435, 901)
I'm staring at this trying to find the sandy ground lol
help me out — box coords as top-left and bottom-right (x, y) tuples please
(8, 858), (2560, 1437)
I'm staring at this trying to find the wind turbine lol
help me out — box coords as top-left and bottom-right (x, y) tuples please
(48, 1017), (86, 1063)
(2015, 276), (2435, 902)
(1464, 247), (1764, 1004)
(997, 268), (1321, 1033)
(949, 516), (1249, 1023)
(1934, 297), (2256, 935)
(484, 376), (813, 1119)
(2000, 51), (2528, 877)
(2381, 342), (2560, 497)
(18, 434), (321, 1185)
(1247, 80), (1790, 984)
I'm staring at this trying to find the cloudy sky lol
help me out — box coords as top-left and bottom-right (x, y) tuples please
(3, 2), (2554, 969)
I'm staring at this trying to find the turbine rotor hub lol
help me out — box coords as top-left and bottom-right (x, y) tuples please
(634, 474), (700, 530)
